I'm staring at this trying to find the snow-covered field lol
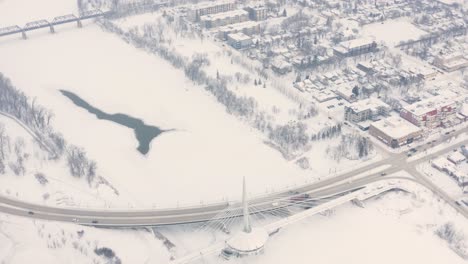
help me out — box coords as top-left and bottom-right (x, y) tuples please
(0, 23), (316, 207)
(0, 17), (385, 207)
(362, 19), (428, 46)
(417, 161), (464, 199)
(0, 114), (121, 208)
(1, 1), (467, 264)
(0, 212), (170, 264)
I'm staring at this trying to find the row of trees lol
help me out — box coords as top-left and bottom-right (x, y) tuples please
(0, 124), (34, 176)
(100, 20), (315, 156)
(310, 123), (342, 141)
(436, 222), (468, 259)
(0, 73), (100, 185)
(326, 133), (374, 162)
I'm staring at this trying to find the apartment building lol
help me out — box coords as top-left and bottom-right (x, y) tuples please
(189, 0), (236, 21)
(344, 98), (390, 123)
(400, 92), (460, 129)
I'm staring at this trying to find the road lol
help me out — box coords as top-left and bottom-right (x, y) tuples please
(0, 126), (465, 226)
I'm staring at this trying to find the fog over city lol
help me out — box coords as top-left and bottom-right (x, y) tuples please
(0, 0), (467, 263)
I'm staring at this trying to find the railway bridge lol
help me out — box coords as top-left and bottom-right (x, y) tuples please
(0, 9), (110, 39)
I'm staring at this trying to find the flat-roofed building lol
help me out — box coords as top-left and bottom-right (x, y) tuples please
(244, 6), (267, 21)
(458, 103), (468, 122)
(400, 92), (460, 129)
(227, 32), (252, 49)
(434, 52), (468, 72)
(189, 0), (236, 21)
(334, 37), (377, 57)
(334, 84), (357, 103)
(369, 116), (422, 148)
(344, 98), (390, 123)
(200, 9), (249, 28)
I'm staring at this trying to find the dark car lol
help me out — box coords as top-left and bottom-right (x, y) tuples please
(28, 211), (34, 215)
(92, 220), (98, 224)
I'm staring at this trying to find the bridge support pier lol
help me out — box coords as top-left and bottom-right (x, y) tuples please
(21, 30), (27, 40)
(77, 19), (82, 28)
(49, 25), (55, 34)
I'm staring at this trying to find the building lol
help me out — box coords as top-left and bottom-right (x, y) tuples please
(333, 37), (377, 57)
(189, 0), (236, 21)
(311, 90), (337, 102)
(432, 157), (468, 187)
(458, 103), (468, 122)
(434, 52), (468, 72)
(400, 93), (460, 129)
(271, 59), (292, 75)
(217, 21), (260, 39)
(244, 6), (267, 21)
(448, 151), (466, 165)
(369, 116), (422, 148)
(334, 84), (357, 103)
(200, 9), (249, 28)
(227, 32), (253, 49)
(344, 98), (390, 123)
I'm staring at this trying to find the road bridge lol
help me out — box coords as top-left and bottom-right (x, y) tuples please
(0, 110), (466, 227)
(172, 180), (412, 264)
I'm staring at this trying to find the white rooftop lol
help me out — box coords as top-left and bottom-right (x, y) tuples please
(371, 116), (422, 139)
(226, 227), (269, 253)
(193, 0), (234, 10)
(460, 103), (468, 117)
(339, 37), (375, 51)
(227, 32), (251, 41)
(448, 151), (466, 163)
(218, 20), (259, 32)
(403, 91), (458, 116)
(348, 98), (389, 113)
(200, 9), (248, 21)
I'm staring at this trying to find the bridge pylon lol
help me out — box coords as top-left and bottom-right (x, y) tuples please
(221, 177), (269, 259)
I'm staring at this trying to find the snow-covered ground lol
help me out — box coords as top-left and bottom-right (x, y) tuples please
(166, 174), (468, 264)
(417, 161), (464, 199)
(0, 17), (386, 207)
(0, 114), (121, 208)
(362, 18), (428, 46)
(0, 212), (170, 264)
(0, 24), (315, 207)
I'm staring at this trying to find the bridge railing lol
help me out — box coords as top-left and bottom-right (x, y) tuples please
(52, 14), (79, 25)
(0, 9), (107, 39)
(24, 20), (51, 31)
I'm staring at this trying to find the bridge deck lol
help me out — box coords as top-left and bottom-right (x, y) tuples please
(0, 10), (109, 38)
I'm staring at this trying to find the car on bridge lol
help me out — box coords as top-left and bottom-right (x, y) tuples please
(288, 192), (311, 202)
